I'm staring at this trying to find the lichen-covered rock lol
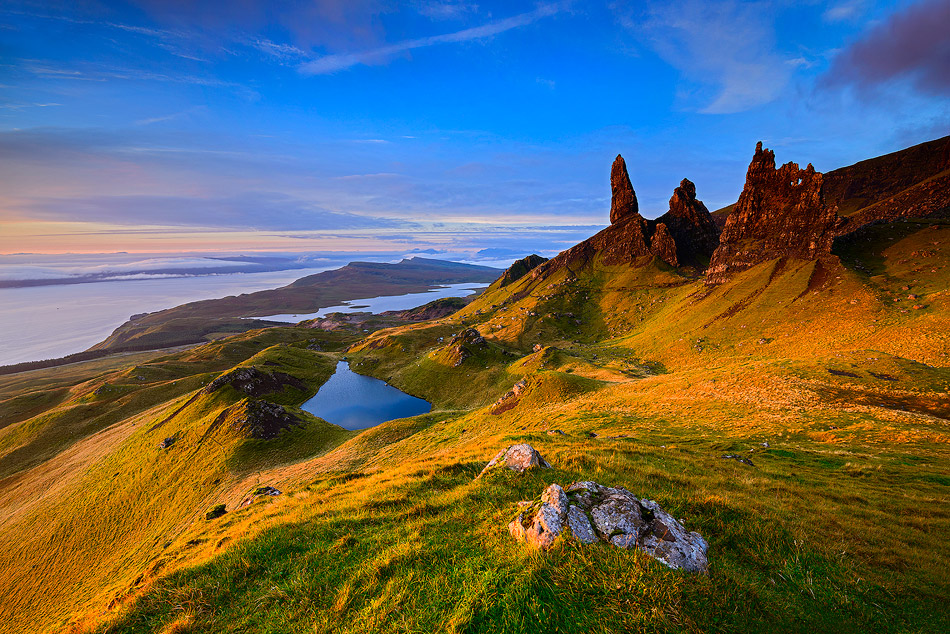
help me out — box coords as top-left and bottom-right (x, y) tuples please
(509, 480), (709, 573)
(479, 443), (551, 477)
(566, 505), (598, 544)
(541, 483), (569, 515)
(637, 498), (709, 573)
(589, 487), (647, 544)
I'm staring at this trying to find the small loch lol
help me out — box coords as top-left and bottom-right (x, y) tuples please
(302, 361), (431, 430)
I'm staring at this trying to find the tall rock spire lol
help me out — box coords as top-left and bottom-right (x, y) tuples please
(610, 154), (639, 224)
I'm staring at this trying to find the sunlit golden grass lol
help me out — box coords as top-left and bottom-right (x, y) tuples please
(1, 221), (949, 632)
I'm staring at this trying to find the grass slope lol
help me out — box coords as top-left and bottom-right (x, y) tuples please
(1, 219), (949, 633)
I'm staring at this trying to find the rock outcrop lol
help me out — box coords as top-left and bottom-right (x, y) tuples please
(497, 254), (549, 287)
(508, 481), (709, 573)
(204, 366), (305, 398)
(610, 155), (639, 224)
(490, 378), (528, 415)
(478, 443), (551, 477)
(440, 327), (487, 367)
(218, 399), (302, 440)
(653, 178), (720, 266)
(649, 223), (678, 267)
(530, 158), (718, 278)
(706, 142), (842, 285)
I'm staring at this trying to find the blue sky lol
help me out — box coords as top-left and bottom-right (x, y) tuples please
(1, 0), (947, 259)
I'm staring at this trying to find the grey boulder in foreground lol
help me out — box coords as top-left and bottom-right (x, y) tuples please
(509, 481), (709, 574)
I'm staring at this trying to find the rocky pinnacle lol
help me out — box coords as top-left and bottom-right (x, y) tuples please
(610, 154), (639, 224)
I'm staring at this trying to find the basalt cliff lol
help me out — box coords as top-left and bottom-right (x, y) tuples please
(532, 136), (950, 286)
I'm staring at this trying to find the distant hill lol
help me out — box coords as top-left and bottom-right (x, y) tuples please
(89, 258), (501, 352)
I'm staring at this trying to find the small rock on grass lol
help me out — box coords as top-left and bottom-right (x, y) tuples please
(478, 443), (551, 477)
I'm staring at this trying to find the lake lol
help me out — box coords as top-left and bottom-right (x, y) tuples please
(254, 282), (487, 322)
(301, 361), (431, 430)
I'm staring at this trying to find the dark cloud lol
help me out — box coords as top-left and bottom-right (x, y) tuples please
(825, 0), (950, 96)
(26, 192), (406, 231)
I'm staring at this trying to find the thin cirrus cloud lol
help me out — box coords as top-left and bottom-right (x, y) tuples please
(613, 0), (790, 114)
(824, 0), (950, 97)
(299, 3), (564, 75)
(23, 193), (407, 232)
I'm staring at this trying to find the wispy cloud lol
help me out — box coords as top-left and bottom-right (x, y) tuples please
(415, 1), (480, 21)
(613, 0), (790, 114)
(0, 102), (61, 110)
(299, 3), (563, 75)
(252, 39), (310, 63)
(135, 107), (204, 126)
(822, 0), (868, 23)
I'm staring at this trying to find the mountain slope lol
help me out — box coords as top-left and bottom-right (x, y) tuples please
(0, 138), (948, 633)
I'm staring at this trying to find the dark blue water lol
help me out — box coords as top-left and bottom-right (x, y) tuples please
(301, 361), (431, 430)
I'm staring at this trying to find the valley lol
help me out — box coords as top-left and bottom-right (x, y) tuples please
(0, 137), (948, 633)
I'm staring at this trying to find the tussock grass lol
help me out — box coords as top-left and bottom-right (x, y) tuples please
(3, 222), (950, 632)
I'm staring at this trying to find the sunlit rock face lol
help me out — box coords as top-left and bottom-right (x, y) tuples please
(706, 142), (841, 285)
(610, 154), (640, 224)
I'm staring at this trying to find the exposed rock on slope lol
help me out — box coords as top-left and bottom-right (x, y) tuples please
(653, 178), (720, 266)
(218, 399), (302, 440)
(478, 443), (551, 477)
(706, 142), (843, 285)
(497, 254), (549, 287)
(509, 481), (709, 573)
(434, 327), (487, 367)
(204, 366), (305, 398)
(531, 157), (717, 276)
(610, 155), (639, 224)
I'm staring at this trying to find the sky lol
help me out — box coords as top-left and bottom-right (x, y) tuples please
(1, 0), (948, 260)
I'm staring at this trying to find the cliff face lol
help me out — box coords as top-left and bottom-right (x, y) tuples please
(653, 178), (720, 267)
(706, 143), (842, 285)
(705, 136), (950, 285)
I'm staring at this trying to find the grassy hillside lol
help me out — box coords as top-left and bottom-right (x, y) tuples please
(1, 219), (948, 633)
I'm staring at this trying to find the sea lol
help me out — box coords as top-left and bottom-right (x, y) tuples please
(0, 268), (332, 366)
